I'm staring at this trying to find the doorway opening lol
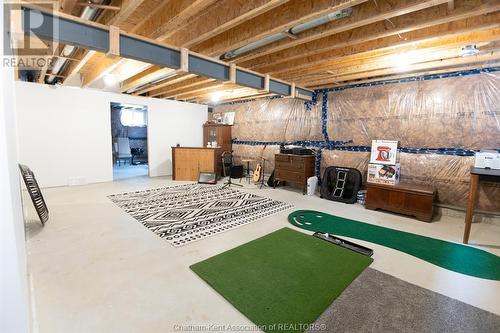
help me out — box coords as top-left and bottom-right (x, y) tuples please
(110, 102), (149, 180)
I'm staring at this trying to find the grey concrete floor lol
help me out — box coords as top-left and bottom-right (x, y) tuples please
(23, 176), (500, 333)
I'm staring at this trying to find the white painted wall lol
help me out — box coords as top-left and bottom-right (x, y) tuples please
(0, 4), (30, 332)
(15, 82), (207, 187)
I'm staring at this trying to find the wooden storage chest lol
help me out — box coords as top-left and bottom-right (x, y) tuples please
(365, 182), (435, 222)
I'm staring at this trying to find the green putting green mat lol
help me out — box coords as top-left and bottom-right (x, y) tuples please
(288, 210), (500, 280)
(190, 228), (372, 333)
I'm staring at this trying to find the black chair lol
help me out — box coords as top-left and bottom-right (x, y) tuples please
(221, 151), (243, 188)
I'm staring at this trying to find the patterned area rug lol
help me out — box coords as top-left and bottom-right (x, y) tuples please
(108, 184), (293, 247)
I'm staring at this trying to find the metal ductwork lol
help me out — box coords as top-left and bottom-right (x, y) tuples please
(125, 70), (178, 94)
(220, 8), (352, 60)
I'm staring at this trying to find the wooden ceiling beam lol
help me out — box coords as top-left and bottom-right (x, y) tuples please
(303, 51), (500, 87)
(186, 89), (257, 103)
(120, 67), (178, 93)
(165, 0), (288, 48)
(312, 61), (500, 89)
(271, 13), (500, 77)
(295, 42), (500, 85)
(234, 0), (452, 64)
(169, 83), (243, 100)
(241, 0), (500, 71)
(132, 73), (198, 95)
(100, 0), (143, 25)
(156, 80), (224, 98)
(148, 77), (216, 97)
(192, 0), (368, 57)
(133, 0), (218, 41)
(196, 90), (275, 104)
(60, 0), (80, 15)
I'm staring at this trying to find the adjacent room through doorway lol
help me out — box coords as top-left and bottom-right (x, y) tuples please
(110, 102), (149, 180)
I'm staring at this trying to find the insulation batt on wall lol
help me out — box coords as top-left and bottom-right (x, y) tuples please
(213, 71), (500, 212)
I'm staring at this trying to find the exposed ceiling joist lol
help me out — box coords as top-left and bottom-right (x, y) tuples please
(170, 83), (246, 101)
(131, 73), (198, 95)
(240, 0), (500, 71)
(148, 77), (216, 97)
(272, 13), (500, 78)
(161, 81), (227, 99)
(165, 0), (289, 48)
(192, 0), (368, 57)
(297, 41), (500, 85)
(306, 51), (500, 87)
(312, 61), (500, 89)
(133, 0), (218, 41)
(234, 0), (453, 64)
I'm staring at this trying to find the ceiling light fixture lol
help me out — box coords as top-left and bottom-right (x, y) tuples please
(210, 91), (226, 103)
(103, 74), (118, 87)
(460, 44), (479, 57)
(393, 52), (414, 71)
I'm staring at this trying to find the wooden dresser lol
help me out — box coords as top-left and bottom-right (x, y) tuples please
(365, 182), (435, 222)
(172, 147), (221, 181)
(274, 154), (315, 194)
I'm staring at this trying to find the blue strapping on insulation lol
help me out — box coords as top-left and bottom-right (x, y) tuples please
(321, 92), (330, 143)
(233, 140), (499, 156)
(315, 67), (500, 94)
(217, 67), (500, 106)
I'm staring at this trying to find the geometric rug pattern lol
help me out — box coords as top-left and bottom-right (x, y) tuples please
(108, 184), (293, 247)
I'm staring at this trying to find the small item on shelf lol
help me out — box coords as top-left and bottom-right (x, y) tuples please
(367, 163), (400, 185)
(223, 112), (235, 125)
(474, 149), (500, 169)
(370, 140), (399, 164)
(212, 112), (223, 124)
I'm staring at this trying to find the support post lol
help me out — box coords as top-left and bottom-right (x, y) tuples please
(106, 25), (120, 58)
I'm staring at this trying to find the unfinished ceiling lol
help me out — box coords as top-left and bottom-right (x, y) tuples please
(24, 0), (500, 104)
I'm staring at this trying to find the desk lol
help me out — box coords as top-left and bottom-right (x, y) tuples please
(463, 167), (500, 243)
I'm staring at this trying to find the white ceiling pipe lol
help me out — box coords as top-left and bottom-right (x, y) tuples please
(126, 70), (178, 94)
(289, 8), (352, 34)
(220, 8), (352, 60)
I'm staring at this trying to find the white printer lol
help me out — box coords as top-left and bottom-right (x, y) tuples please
(474, 150), (500, 170)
